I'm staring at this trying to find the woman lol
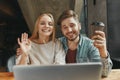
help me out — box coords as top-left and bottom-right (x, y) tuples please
(16, 13), (65, 65)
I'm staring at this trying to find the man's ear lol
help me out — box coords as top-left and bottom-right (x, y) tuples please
(78, 22), (81, 30)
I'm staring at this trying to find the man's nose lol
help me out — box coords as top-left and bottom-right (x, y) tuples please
(67, 27), (72, 32)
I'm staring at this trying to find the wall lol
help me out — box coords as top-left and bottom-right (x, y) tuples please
(17, 0), (75, 37)
(107, 0), (120, 68)
(87, 0), (107, 37)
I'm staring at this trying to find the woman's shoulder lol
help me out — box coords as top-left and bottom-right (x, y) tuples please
(29, 39), (37, 44)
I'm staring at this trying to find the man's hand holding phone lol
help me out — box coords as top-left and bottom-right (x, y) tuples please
(91, 22), (108, 58)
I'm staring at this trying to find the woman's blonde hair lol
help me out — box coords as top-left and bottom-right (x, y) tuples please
(30, 13), (55, 42)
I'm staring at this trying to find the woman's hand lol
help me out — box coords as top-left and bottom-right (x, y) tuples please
(91, 31), (108, 58)
(18, 33), (31, 56)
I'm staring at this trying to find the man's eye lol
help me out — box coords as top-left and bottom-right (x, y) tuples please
(63, 27), (68, 29)
(70, 24), (75, 28)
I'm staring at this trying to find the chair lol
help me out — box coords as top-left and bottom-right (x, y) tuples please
(7, 55), (16, 72)
(109, 44), (120, 69)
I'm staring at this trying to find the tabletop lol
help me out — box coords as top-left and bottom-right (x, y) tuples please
(102, 69), (120, 80)
(0, 69), (120, 80)
(0, 72), (14, 80)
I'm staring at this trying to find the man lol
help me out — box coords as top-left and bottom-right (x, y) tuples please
(57, 10), (112, 77)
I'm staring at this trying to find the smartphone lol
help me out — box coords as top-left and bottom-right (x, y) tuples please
(90, 21), (105, 37)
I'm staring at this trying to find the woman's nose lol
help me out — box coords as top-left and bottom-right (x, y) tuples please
(45, 24), (49, 27)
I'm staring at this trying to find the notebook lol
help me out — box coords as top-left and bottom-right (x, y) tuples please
(13, 62), (102, 80)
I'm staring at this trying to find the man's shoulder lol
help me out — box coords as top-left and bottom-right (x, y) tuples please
(54, 38), (62, 43)
(80, 35), (93, 44)
(58, 35), (92, 43)
(58, 36), (66, 41)
(81, 35), (91, 41)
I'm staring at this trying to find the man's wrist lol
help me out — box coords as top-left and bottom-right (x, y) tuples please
(101, 55), (108, 59)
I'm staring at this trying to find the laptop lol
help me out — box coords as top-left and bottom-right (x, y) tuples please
(13, 62), (102, 80)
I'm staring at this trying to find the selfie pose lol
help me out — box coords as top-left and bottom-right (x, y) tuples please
(57, 10), (112, 77)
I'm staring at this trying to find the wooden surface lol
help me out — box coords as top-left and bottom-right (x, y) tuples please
(0, 72), (14, 80)
(102, 69), (120, 80)
(0, 69), (120, 80)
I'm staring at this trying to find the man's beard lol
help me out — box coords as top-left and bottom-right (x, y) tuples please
(67, 33), (79, 41)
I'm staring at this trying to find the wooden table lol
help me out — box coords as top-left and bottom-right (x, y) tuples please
(102, 69), (120, 80)
(0, 69), (120, 80)
(0, 72), (14, 80)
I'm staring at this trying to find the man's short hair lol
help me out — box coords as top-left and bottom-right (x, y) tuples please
(57, 10), (79, 26)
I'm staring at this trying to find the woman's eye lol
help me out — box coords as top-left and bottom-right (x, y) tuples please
(49, 22), (53, 26)
(40, 22), (53, 26)
(40, 22), (45, 25)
